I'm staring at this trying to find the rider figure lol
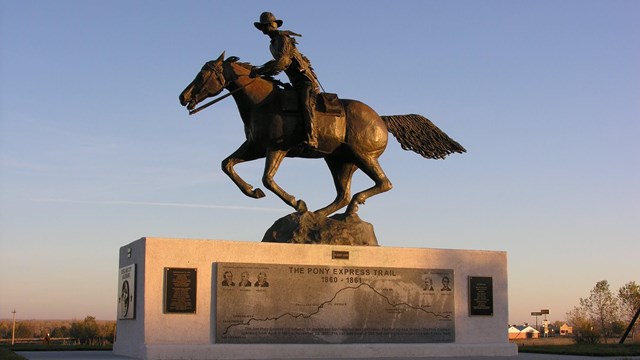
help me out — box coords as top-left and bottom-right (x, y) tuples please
(251, 12), (321, 149)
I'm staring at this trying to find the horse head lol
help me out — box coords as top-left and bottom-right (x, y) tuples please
(179, 52), (228, 111)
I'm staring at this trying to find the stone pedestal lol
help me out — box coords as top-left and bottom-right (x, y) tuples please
(113, 237), (517, 359)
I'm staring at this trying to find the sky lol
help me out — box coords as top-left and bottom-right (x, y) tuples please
(0, 1), (638, 326)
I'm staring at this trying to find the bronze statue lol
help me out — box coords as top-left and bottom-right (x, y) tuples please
(179, 52), (465, 217)
(251, 12), (320, 149)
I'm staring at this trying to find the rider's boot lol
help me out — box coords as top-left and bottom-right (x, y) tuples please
(306, 121), (318, 149)
(302, 98), (318, 149)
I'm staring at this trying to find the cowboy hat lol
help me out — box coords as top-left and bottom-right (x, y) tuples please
(254, 12), (283, 30)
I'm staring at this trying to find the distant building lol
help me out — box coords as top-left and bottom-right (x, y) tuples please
(560, 323), (573, 336)
(508, 325), (540, 339)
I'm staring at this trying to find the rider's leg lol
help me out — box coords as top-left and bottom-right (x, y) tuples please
(298, 82), (318, 148)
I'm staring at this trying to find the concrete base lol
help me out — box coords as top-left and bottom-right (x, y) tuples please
(145, 343), (517, 359)
(114, 237), (516, 359)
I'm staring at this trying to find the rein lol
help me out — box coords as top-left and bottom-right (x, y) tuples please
(189, 78), (256, 116)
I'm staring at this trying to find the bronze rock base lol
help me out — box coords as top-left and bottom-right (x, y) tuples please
(261, 211), (378, 246)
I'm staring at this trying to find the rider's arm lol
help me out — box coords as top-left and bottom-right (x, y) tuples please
(256, 32), (293, 76)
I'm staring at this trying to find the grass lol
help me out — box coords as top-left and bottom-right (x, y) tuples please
(513, 337), (640, 356)
(518, 343), (640, 356)
(0, 347), (28, 360)
(1, 344), (112, 352)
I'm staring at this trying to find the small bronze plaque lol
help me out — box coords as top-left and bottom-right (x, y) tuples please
(331, 250), (349, 260)
(468, 276), (493, 316)
(164, 268), (197, 313)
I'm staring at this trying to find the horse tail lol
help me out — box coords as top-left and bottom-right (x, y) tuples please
(381, 114), (466, 159)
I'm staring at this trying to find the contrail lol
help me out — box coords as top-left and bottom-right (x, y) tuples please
(32, 198), (286, 213)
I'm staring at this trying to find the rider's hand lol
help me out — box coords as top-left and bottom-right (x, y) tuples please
(249, 67), (260, 78)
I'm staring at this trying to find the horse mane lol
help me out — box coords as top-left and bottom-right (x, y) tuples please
(225, 57), (284, 87)
(227, 59), (252, 70)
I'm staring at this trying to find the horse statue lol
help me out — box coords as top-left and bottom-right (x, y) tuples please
(179, 52), (465, 217)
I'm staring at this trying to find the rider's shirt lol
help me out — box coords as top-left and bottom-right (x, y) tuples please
(261, 30), (320, 92)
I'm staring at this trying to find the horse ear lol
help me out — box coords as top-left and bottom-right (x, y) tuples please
(216, 51), (225, 63)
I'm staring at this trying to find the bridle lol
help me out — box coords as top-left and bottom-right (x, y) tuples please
(189, 62), (255, 116)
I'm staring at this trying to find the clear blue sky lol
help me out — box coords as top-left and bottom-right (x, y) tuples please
(1, 1), (638, 325)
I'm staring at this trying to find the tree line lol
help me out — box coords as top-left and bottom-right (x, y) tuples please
(566, 280), (640, 344)
(0, 316), (115, 345)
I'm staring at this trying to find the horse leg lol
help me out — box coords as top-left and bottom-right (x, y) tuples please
(315, 157), (357, 217)
(345, 155), (393, 215)
(262, 149), (307, 212)
(221, 141), (266, 199)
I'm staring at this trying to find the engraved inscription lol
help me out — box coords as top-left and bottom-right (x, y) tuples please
(215, 263), (454, 343)
(468, 276), (493, 316)
(164, 268), (197, 314)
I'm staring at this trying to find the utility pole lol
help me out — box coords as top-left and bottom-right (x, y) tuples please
(11, 310), (16, 345)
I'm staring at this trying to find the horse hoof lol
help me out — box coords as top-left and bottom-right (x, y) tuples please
(252, 188), (266, 199)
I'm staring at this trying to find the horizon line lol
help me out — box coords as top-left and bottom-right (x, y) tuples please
(31, 198), (287, 213)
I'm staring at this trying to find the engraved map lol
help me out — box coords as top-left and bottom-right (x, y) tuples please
(215, 263), (454, 343)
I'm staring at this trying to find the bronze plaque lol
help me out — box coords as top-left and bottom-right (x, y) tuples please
(331, 250), (349, 259)
(164, 268), (197, 313)
(215, 263), (454, 343)
(118, 264), (136, 320)
(468, 276), (493, 316)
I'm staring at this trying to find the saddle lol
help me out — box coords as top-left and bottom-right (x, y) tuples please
(281, 89), (344, 116)
(280, 88), (347, 151)
(316, 93), (343, 115)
